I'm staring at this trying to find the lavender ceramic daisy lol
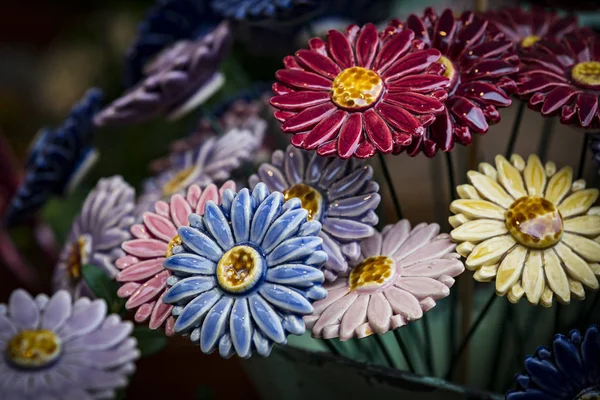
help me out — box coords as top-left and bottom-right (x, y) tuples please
(53, 176), (135, 298)
(250, 145), (380, 281)
(163, 183), (327, 358)
(94, 22), (232, 126)
(0, 289), (139, 399)
(136, 124), (265, 218)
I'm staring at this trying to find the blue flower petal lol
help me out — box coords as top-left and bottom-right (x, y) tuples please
(262, 208), (308, 253)
(553, 334), (585, 389)
(524, 356), (569, 396)
(163, 276), (216, 304)
(297, 220), (321, 237)
(282, 197), (302, 212)
(231, 188), (252, 243)
(266, 264), (323, 287)
(582, 325), (600, 384)
(248, 294), (285, 344)
(252, 329), (273, 357)
(218, 333), (235, 358)
(303, 285), (327, 301)
(305, 249), (328, 268)
(163, 253), (216, 275)
(179, 226), (222, 262)
(250, 192), (284, 246)
(251, 182), (269, 207)
(282, 315), (305, 336)
(221, 188), (236, 216)
(230, 298), (252, 358)
(259, 284), (313, 314)
(267, 236), (323, 266)
(174, 288), (221, 333)
(189, 213), (204, 230)
(203, 202), (234, 251)
(200, 297), (234, 354)
(506, 389), (552, 400)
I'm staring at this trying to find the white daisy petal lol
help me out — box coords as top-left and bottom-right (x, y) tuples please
(564, 215), (600, 237)
(465, 235), (516, 269)
(495, 246), (528, 295)
(449, 199), (506, 220)
(450, 219), (507, 243)
(558, 189), (599, 218)
(467, 171), (514, 208)
(544, 166), (573, 205)
(523, 155), (546, 196)
(522, 250), (544, 305)
(554, 242), (599, 289)
(543, 249), (570, 304)
(495, 155), (526, 199)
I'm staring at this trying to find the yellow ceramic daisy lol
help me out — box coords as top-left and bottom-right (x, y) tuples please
(449, 154), (600, 307)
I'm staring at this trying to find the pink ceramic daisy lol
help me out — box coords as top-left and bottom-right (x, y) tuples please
(270, 23), (449, 159)
(116, 181), (235, 335)
(305, 220), (464, 340)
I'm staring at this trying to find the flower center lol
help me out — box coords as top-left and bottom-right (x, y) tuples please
(331, 67), (383, 110)
(438, 56), (456, 80)
(349, 256), (395, 292)
(574, 386), (600, 400)
(505, 196), (563, 249)
(571, 61), (600, 89)
(520, 35), (540, 48)
(67, 236), (86, 283)
(5, 330), (62, 369)
(283, 184), (323, 221)
(216, 245), (265, 293)
(166, 235), (182, 258)
(162, 167), (195, 196)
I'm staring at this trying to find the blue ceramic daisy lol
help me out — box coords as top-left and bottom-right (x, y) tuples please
(162, 183), (327, 358)
(5, 88), (102, 226)
(210, 0), (317, 22)
(507, 325), (600, 400)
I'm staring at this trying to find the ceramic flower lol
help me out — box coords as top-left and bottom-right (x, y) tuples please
(116, 182), (234, 335)
(507, 325), (600, 400)
(53, 176), (135, 298)
(0, 289), (139, 399)
(305, 220), (464, 340)
(249, 145), (380, 281)
(517, 34), (600, 129)
(449, 154), (600, 307)
(270, 23), (449, 159)
(95, 22), (232, 126)
(483, 7), (579, 51)
(591, 133), (600, 175)
(210, 0), (318, 22)
(162, 183), (327, 357)
(135, 125), (264, 218)
(5, 89), (102, 226)
(384, 8), (518, 156)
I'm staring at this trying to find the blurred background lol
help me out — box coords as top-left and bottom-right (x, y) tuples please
(1, 0), (600, 398)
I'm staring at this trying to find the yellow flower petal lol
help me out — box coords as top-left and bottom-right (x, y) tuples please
(510, 154), (526, 171)
(473, 264), (498, 282)
(561, 232), (600, 263)
(572, 179), (586, 192)
(564, 215), (600, 237)
(449, 213), (470, 228)
(467, 171), (514, 208)
(456, 184), (481, 200)
(543, 249), (570, 304)
(449, 199), (506, 220)
(568, 278), (585, 300)
(545, 161), (556, 177)
(508, 282), (525, 303)
(496, 246), (527, 295)
(457, 242), (475, 259)
(588, 206), (600, 216)
(554, 242), (599, 289)
(540, 287), (553, 307)
(558, 189), (599, 218)
(522, 250), (544, 305)
(451, 219), (508, 243)
(496, 155), (527, 199)
(523, 155), (546, 196)
(590, 263), (600, 275)
(545, 166), (573, 205)
(466, 235), (516, 269)
(479, 162), (497, 180)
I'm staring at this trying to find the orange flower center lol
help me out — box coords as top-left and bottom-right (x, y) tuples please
(571, 61), (600, 88)
(67, 237), (86, 282)
(349, 256), (395, 291)
(438, 56), (456, 80)
(505, 196), (563, 249)
(283, 184), (322, 221)
(520, 35), (540, 48)
(6, 330), (62, 369)
(216, 245), (264, 293)
(331, 67), (383, 109)
(166, 235), (182, 258)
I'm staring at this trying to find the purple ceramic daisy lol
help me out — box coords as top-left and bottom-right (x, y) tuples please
(136, 125), (265, 218)
(0, 289), (139, 399)
(592, 133), (600, 175)
(249, 145), (380, 281)
(94, 22), (232, 126)
(53, 176), (135, 298)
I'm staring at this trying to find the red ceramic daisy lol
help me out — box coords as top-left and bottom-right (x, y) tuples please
(483, 7), (579, 51)
(384, 9), (519, 156)
(517, 34), (600, 129)
(270, 23), (450, 159)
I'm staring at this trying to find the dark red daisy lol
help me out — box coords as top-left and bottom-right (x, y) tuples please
(270, 23), (450, 159)
(517, 34), (600, 129)
(384, 8), (519, 156)
(483, 7), (579, 52)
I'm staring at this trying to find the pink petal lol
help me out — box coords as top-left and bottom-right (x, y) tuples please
(295, 50), (341, 79)
(355, 141), (376, 159)
(134, 303), (153, 322)
(326, 29), (354, 70)
(122, 239), (167, 258)
(313, 285), (351, 315)
(116, 255), (138, 270)
(131, 224), (150, 240)
(165, 317), (175, 336)
(283, 55), (302, 70)
(388, 74), (449, 93)
(186, 184), (202, 209)
(291, 132), (309, 148)
(272, 82), (293, 96)
(345, 24), (360, 47)
(309, 37), (328, 57)
(364, 109), (393, 153)
(270, 91), (331, 111)
(356, 23), (378, 69)
(312, 292), (358, 336)
(125, 270), (169, 309)
(540, 86), (577, 115)
(383, 286), (423, 321)
(281, 102), (337, 133)
(577, 93), (599, 128)
(448, 96), (488, 133)
(393, 223), (439, 261)
(117, 282), (140, 298)
(149, 292), (173, 330)
(397, 235), (455, 268)
(337, 113), (363, 159)
(383, 49), (441, 81)
(154, 201), (170, 218)
(396, 277), (450, 300)
(374, 29), (414, 74)
(170, 194), (193, 228)
(317, 140), (338, 157)
(143, 212), (177, 242)
(384, 92), (444, 114)
(196, 184), (219, 214)
(376, 102), (424, 135)
(117, 258), (166, 282)
(381, 220), (411, 256)
(339, 294), (369, 340)
(402, 259), (464, 279)
(275, 69), (332, 91)
(366, 292), (392, 334)
(302, 109), (347, 149)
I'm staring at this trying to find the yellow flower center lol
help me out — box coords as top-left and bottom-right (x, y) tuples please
(520, 35), (540, 48)
(162, 167), (195, 196)
(571, 61), (600, 88)
(349, 256), (395, 292)
(166, 235), (182, 258)
(505, 196), (564, 249)
(283, 184), (323, 221)
(216, 245), (264, 293)
(6, 330), (61, 369)
(438, 55), (456, 80)
(331, 67), (383, 109)
(67, 236), (86, 282)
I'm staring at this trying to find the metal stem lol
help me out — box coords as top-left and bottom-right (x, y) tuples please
(577, 133), (590, 180)
(505, 102), (526, 158)
(377, 153), (402, 220)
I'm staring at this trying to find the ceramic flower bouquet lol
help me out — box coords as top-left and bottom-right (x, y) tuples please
(1, 1), (599, 399)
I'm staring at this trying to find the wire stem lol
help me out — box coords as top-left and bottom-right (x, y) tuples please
(377, 153), (402, 220)
(577, 133), (590, 180)
(505, 102), (526, 158)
